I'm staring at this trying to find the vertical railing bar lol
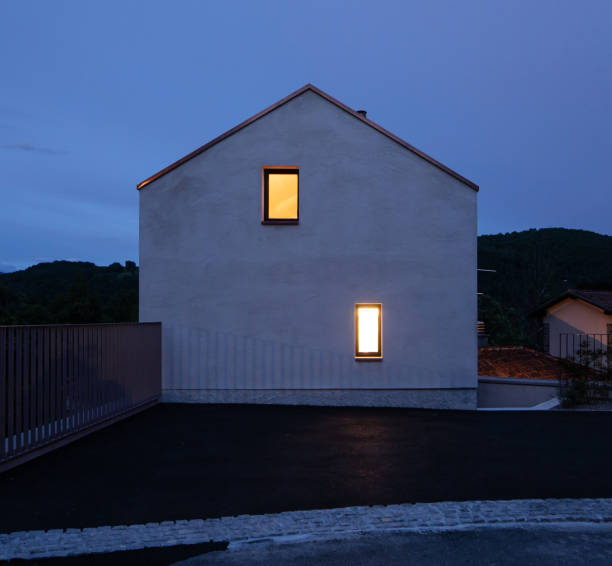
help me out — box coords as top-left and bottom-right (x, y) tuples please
(83, 326), (88, 425)
(86, 325), (90, 426)
(69, 326), (75, 431)
(50, 326), (57, 438)
(116, 324), (122, 411)
(75, 326), (80, 430)
(119, 325), (123, 411)
(88, 325), (92, 423)
(81, 326), (86, 427)
(96, 326), (101, 419)
(22, 328), (30, 449)
(35, 327), (41, 444)
(102, 326), (108, 417)
(40, 326), (45, 440)
(89, 325), (94, 423)
(7, 328), (15, 455)
(64, 327), (68, 432)
(15, 328), (23, 452)
(56, 327), (62, 434)
(58, 327), (64, 434)
(42, 326), (48, 440)
(113, 325), (118, 414)
(85, 326), (90, 425)
(81, 325), (86, 429)
(38, 326), (43, 443)
(55, 327), (61, 435)
(123, 325), (129, 409)
(48, 327), (54, 438)
(93, 326), (97, 420)
(91, 325), (96, 421)
(77, 325), (82, 430)
(99, 326), (104, 417)
(113, 324), (118, 413)
(48, 326), (53, 439)
(101, 326), (105, 418)
(70, 326), (75, 430)
(64, 327), (69, 432)
(0, 328), (6, 460)
(124, 324), (129, 409)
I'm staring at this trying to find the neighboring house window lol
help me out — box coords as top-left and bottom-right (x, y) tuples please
(262, 168), (299, 224)
(355, 303), (382, 359)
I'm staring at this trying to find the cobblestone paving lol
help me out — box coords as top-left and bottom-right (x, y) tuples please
(2, 498), (612, 561)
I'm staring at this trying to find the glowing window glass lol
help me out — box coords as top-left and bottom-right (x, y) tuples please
(355, 303), (382, 359)
(263, 168), (298, 222)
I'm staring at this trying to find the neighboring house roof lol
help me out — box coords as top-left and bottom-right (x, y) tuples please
(479, 346), (572, 380)
(530, 289), (612, 317)
(137, 83), (479, 192)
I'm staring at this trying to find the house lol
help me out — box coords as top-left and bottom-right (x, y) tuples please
(137, 84), (479, 409)
(531, 289), (612, 358)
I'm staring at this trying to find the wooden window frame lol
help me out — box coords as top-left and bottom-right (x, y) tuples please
(355, 303), (383, 360)
(262, 167), (299, 225)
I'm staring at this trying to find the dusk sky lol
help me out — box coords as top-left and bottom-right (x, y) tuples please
(1, 0), (610, 272)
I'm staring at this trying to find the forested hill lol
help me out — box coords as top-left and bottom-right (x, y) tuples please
(0, 261), (138, 325)
(1, 229), (611, 346)
(478, 228), (612, 345)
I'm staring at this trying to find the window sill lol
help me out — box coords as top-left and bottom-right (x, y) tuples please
(261, 220), (299, 225)
(355, 356), (383, 362)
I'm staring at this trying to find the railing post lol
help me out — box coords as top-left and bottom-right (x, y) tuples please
(0, 327), (6, 459)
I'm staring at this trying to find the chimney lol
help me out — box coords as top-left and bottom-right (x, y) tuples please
(356, 109), (367, 118)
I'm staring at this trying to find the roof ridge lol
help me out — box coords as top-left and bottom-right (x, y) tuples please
(137, 83), (479, 192)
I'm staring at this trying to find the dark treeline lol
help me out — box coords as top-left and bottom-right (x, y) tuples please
(0, 261), (138, 325)
(478, 228), (612, 346)
(1, 229), (611, 344)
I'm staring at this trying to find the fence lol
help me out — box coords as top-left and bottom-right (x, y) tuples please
(558, 333), (611, 405)
(558, 333), (611, 370)
(0, 322), (161, 471)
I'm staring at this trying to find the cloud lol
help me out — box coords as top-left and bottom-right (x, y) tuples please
(1, 143), (66, 155)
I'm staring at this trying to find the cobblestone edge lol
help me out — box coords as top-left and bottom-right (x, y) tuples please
(2, 498), (612, 560)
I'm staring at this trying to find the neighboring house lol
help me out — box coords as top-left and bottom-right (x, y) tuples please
(137, 84), (479, 409)
(531, 289), (612, 358)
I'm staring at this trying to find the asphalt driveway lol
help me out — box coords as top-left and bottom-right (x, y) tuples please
(1, 404), (612, 533)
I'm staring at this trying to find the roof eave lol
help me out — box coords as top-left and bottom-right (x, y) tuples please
(529, 291), (612, 317)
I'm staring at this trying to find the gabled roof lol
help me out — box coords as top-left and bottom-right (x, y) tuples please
(530, 289), (612, 316)
(137, 83), (479, 191)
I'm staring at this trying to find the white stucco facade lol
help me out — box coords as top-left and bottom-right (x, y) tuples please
(138, 87), (478, 408)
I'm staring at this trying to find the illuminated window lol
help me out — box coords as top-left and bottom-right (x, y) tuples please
(263, 168), (299, 223)
(355, 303), (382, 359)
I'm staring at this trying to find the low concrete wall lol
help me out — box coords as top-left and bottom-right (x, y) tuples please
(162, 388), (477, 410)
(478, 377), (559, 408)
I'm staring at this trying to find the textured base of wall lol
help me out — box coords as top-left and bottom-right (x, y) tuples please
(161, 388), (477, 410)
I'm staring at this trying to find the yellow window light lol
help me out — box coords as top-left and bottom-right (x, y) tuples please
(355, 303), (382, 359)
(268, 173), (298, 219)
(263, 168), (299, 222)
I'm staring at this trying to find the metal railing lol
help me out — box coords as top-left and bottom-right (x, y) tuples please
(558, 333), (611, 404)
(559, 333), (611, 370)
(0, 322), (161, 469)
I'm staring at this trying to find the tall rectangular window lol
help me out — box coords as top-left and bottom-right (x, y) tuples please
(355, 303), (382, 359)
(263, 168), (299, 223)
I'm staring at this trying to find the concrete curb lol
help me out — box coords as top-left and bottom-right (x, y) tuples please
(2, 498), (612, 561)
